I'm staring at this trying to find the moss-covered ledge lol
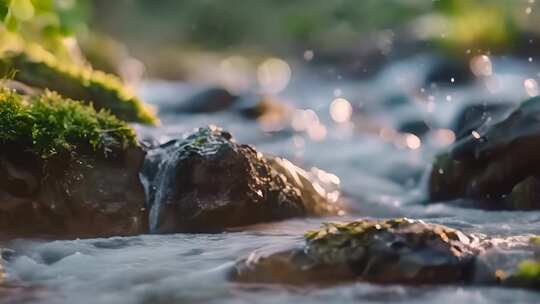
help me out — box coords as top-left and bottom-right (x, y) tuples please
(0, 89), (148, 239)
(0, 46), (158, 125)
(231, 218), (482, 285)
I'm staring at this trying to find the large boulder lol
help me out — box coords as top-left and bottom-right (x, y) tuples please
(231, 218), (482, 285)
(0, 89), (147, 239)
(429, 97), (540, 209)
(140, 126), (342, 233)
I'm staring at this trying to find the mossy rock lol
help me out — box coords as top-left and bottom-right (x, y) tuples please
(231, 218), (482, 285)
(0, 46), (157, 124)
(505, 257), (540, 289)
(428, 97), (540, 209)
(0, 88), (147, 238)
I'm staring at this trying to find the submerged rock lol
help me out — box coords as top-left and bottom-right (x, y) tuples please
(141, 126), (342, 233)
(172, 87), (238, 113)
(168, 87), (291, 126)
(429, 96), (540, 209)
(0, 89), (147, 238)
(231, 218), (481, 285)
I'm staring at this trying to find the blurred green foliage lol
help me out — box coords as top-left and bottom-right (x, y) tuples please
(0, 0), (88, 35)
(433, 0), (519, 53)
(90, 0), (535, 58)
(92, 0), (430, 53)
(0, 0), (89, 62)
(0, 46), (158, 124)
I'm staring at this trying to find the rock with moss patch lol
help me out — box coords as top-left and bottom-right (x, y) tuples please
(0, 47), (157, 124)
(429, 97), (540, 209)
(231, 218), (482, 285)
(140, 126), (342, 233)
(504, 257), (540, 289)
(0, 89), (147, 239)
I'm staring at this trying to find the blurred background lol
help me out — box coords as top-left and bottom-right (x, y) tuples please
(5, 0), (539, 81)
(3, 0), (540, 189)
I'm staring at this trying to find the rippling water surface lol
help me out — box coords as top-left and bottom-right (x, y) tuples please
(4, 55), (540, 303)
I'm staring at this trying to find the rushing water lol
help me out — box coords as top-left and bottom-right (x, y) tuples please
(3, 54), (540, 303)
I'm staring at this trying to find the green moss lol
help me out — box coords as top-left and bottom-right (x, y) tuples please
(0, 46), (158, 124)
(507, 258), (540, 288)
(0, 88), (136, 159)
(304, 218), (415, 264)
(516, 259), (540, 279)
(531, 236), (540, 246)
(304, 218), (469, 266)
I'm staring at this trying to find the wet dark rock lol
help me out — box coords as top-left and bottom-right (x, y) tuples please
(429, 96), (540, 209)
(171, 87), (238, 113)
(452, 103), (515, 140)
(508, 177), (540, 210)
(169, 87), (292, 128)
(425, 58), (473, 87)
(231, 218), (482, 285)
(0, 146), (148, 239)
(141, 126), (342, 233)
(92, 237), (143, 250)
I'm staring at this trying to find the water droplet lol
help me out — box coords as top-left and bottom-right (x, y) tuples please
(470, 55), (492, 76)
(257, 58), (291, 94)
(307, 123), (327, 141)
(303, 50), (314, 61)
(524, 78), (539, 97)
(404, 133), (421, 150)
(430, 129), (455, 147)
(329, 98), (353, 123)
